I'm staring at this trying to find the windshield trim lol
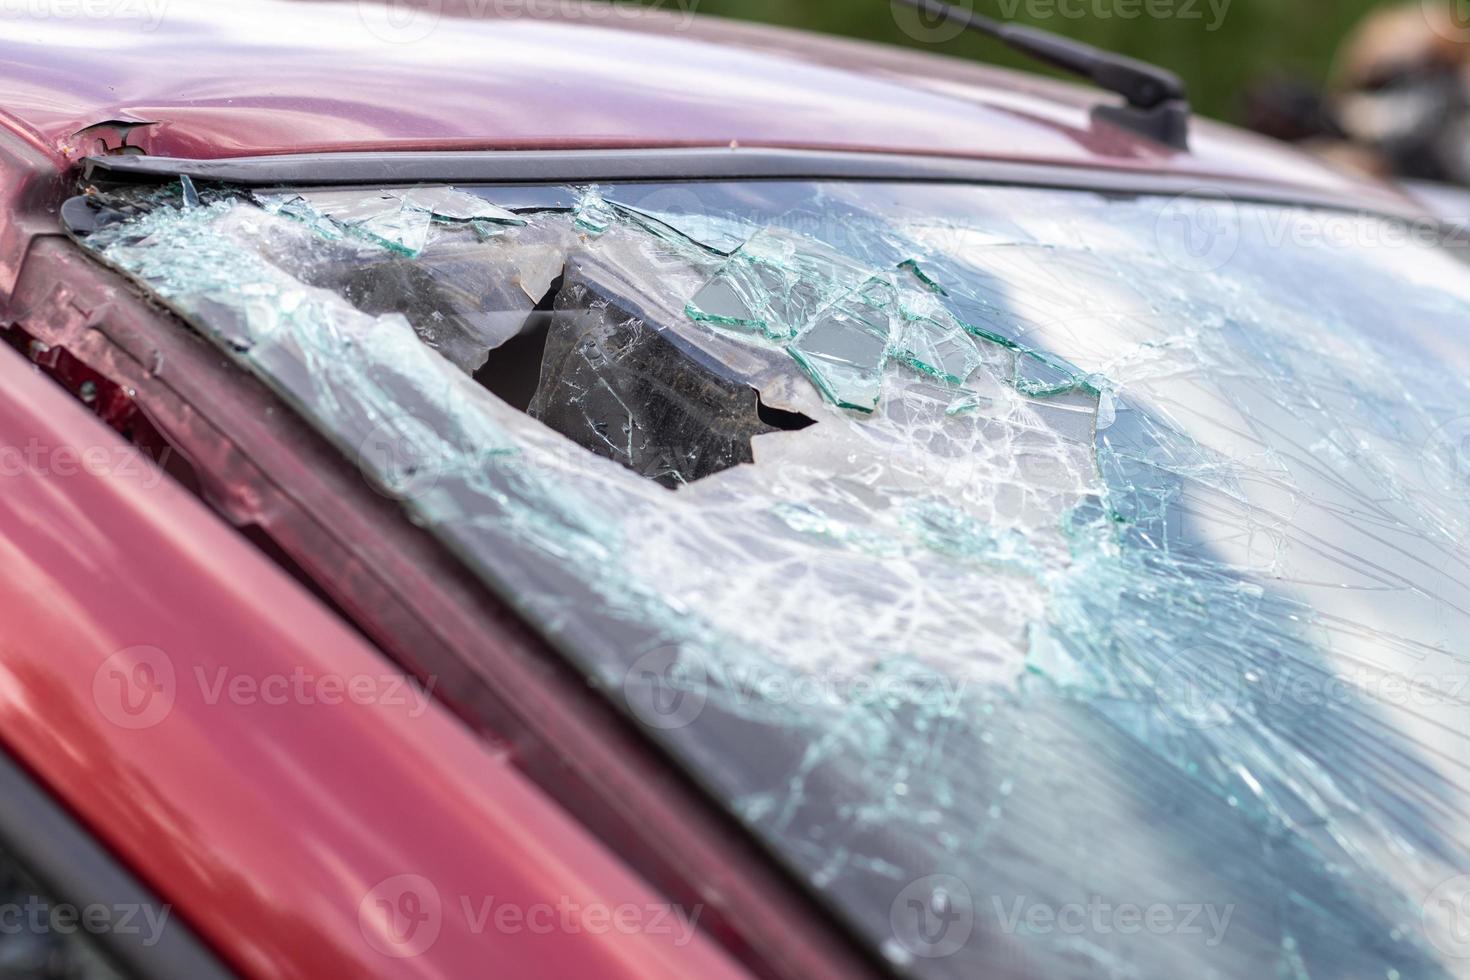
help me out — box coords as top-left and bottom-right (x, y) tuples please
(84, 147), (1429, 223)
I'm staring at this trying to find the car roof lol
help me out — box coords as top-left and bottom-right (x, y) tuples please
(0, 0), (1410, 213)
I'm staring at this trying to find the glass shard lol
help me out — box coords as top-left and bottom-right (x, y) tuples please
(572, 186), (618, 234)
(294, 189), (432, 256)
(1015, 349), (1086, 396)
(787, 290), (893, 413)
(398, 185), (527, 225)
(688, 227), (875, 340)
(893, 295), (982, 385)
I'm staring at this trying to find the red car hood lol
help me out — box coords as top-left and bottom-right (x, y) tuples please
(0, 0), (1407, 212)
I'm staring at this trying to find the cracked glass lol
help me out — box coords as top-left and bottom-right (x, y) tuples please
(67, 177), (1470, 980)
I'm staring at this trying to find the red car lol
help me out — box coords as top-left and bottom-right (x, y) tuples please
(2, 2), (1469, 979)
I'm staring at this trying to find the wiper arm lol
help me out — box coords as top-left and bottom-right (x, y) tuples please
(893, 0), (1191, 149)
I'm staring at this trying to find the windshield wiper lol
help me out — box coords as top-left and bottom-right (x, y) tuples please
(893, 0), (1191, 149)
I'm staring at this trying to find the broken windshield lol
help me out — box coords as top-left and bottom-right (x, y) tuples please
(68, 176), (1470, 980)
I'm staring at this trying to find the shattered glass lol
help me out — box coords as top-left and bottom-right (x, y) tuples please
(687, 226), (876, 340)
(68, 177), (1470, 980)
(892, 292), (982, 386)
(255, 184), (525, 258)
(788, 283), (892, 413)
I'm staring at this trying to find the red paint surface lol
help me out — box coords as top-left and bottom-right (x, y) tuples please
(0, 340), (746, 980)
(0, 0), (1403, 209)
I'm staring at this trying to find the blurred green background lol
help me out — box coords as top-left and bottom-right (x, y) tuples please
(658, 0), (1404, 122)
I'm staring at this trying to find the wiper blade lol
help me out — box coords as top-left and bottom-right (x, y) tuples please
(894, 0), (1191, 149)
